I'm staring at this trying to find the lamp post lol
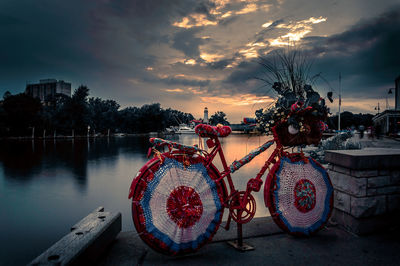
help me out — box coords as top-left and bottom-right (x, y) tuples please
(386, 88), (394, 110)
(375, 103), (380, 114)
(338, 73), (341, 131)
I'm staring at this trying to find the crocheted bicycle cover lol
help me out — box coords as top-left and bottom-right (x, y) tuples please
(229, 140), (274, 173)
(265, 155), (333, 236)
(131, 154), (226, 255)
(150, 137), (201, 153)
(195, 124), (232, 138)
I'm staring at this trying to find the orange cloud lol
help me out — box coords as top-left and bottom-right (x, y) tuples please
(165, 88), (184, 93)
(184, 59), (197, 65)
(239, 47), (258, 58)
(201, 94), (273, 106)
(200, 52), (225, 63)
(268, 16), (327, 46)
(173, 14), (217, 28)
(236, 3), (258, 15)
(172, 0), (267, 29)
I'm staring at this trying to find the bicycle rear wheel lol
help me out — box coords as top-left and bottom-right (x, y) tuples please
(265, 154), (333, 236)
(130, 153), (226, 255)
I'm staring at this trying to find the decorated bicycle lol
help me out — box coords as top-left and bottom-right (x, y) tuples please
(128, 82), (333, 255)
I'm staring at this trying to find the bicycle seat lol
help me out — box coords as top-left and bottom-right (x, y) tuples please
(195, 124), (232, 138)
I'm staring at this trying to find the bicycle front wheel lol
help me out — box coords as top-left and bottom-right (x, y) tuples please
(265, 154), (333, 236)
(130, 153), (226, 255)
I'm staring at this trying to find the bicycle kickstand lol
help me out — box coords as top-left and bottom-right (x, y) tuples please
(227, 216), (255, 252)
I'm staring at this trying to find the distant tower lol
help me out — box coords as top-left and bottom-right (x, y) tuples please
(204, 107), (209, 124)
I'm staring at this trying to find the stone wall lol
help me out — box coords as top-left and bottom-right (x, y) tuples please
(325, 148), (400, 235)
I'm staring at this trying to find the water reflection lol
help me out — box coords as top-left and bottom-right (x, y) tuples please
(0, 137), (150, 186)
(0, 134), (274, 265)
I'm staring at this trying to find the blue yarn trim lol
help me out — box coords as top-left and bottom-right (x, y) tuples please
(140, 157), (222, 252)
(274, 156), (333, 235)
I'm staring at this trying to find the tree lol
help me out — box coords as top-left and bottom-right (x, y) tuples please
(2, 93), (42, 136)
(3, 91), (11, 100)
(327, 112), (373, 130)
(61, 85), (90, 134)
(88, 97), (120, 133)
(209, 111), (229, 125)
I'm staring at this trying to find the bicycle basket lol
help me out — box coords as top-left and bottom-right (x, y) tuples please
(273, 110), (324, 147)
(131, 153), (226, 255)
(265, 154), (333, 236)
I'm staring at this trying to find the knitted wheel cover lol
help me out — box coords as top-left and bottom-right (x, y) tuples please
(131, 155), (225, 255)
(265, 155), (333, 236)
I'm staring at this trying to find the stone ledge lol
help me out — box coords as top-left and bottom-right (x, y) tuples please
(325, 148), (400, 170)
(350, 196), (386, 218)
(329, 170), (367, 197)
(331, 208), (400, 235)
(367, 176), (392, 188)
(334, 190), (351, 213)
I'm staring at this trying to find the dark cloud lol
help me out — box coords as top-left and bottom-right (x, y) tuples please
(308, 5), (400, 98)
(171, 28), (207, 58)
(151, 76), (210, 87)
(0, 14), (26, 26)
(225, 61), (260, 85)
(206, 58), (235, 70)
(225, 5), (400, 100)
(1, 0), (399, 117)
(0, 0), (213, 96)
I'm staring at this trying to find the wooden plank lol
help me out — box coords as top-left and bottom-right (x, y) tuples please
(29, 207), (121, 266)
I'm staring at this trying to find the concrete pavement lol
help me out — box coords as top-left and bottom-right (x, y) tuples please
(97, 217), (400, 266)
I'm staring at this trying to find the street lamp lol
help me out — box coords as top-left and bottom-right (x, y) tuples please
(386, 88), (394, 110)
(375, 103), (380, 114)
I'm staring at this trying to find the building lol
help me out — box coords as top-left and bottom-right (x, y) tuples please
(372, 76), (400, 135)
(25, 79), (71, 103)
(203, 107), (209, 124)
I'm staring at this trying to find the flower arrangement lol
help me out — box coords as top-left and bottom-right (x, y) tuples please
(255, 82), (329, 146)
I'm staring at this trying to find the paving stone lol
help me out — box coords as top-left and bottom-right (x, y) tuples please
(329, 170), (366, 197)
(388, 194), (400, 212)
(378, 169), (391, 175)
(376, 186), (400, 195)
(334, 190), (351, 213)
(391, 171), (400, 185)
(367, 188), (377, 196)
(333, 165), (351, 175)
(350, 169), (378, 178)
(367, 176), (391, 188)
(350, 196), (386, 218)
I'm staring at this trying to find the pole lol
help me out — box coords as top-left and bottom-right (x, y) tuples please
(338, 73), (341, 131)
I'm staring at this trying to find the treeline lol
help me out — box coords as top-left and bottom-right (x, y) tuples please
(326, 111), (374, 130)
(0, 86), (194, 137)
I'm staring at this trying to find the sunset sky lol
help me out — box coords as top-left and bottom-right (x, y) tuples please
(1, 0), (399, 122)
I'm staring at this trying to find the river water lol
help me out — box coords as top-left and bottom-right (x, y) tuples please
(0, 134), (274, 265)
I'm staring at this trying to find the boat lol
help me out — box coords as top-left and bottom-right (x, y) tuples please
(176, 124), (195, 134)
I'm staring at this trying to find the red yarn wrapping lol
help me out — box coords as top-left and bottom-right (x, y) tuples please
(195, 124), (232, 138)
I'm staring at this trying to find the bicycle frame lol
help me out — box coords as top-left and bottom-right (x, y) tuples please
(204, 136), (272, 212)
(129, 123), (333, 254)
